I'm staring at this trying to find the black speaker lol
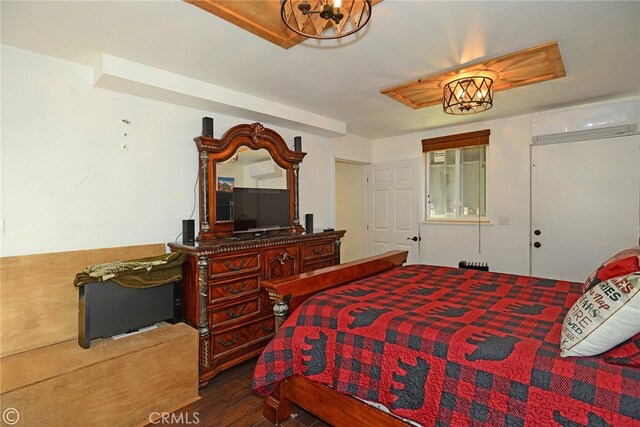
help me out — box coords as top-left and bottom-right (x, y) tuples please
(294, 136), (302, 152)
(202, 117), (213, 138)
(182, 219), (195, 244)
(305, 214), (313, 234)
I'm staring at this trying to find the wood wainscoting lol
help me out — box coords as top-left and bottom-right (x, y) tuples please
(0, 244), (200, 426)
(0, 243), (166, 357)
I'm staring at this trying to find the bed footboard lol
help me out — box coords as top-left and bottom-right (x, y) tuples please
(262, 250), (408, 330)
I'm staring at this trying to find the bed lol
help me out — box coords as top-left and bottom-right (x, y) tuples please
(252, 250), (640, 426)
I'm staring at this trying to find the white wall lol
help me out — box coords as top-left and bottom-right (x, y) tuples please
(0, 46), (370, 256)
(373, 115), (533, 275)
(332, 134), (373, 164)
(5, 44), (633, 273)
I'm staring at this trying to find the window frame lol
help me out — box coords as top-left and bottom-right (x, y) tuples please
(422, 129), (490, 223)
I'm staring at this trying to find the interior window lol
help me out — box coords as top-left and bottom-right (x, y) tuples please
(422, 130), (489, 221)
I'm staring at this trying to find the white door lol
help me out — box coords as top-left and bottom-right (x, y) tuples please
(367, 159), (422, 264)
(531, 135), (640, 282)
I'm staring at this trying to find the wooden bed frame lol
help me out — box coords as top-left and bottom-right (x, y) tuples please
(260, 250), (410, 426)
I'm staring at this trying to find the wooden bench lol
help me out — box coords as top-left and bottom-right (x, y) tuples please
(0, 244), (199, 426)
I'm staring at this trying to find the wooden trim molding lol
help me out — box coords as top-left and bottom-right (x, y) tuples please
(422, 129), (490, 152)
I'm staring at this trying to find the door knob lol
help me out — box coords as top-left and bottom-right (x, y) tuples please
(533, 242), (542, 248)
(407, 236), (420, 242)
(534, 229), (541, 236)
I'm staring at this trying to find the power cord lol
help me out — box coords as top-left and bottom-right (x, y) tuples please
(174, 170), (199, 243)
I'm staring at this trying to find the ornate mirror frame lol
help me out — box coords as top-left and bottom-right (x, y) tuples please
(194, 122), (306, 239)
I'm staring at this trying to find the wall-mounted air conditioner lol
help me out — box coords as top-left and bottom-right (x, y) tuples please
(531, 99), (639, 144)
(249, 160), (283, 180)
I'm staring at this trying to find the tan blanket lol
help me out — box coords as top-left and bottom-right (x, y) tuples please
(74, 252), (185, 288)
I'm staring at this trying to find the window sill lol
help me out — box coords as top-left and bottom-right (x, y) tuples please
(423, 219), (492, 225)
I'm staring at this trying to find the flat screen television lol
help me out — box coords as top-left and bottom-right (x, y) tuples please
(233, 187), (290, 232)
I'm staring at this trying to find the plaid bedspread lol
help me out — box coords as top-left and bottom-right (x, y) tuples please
(252, 265), (640, 426)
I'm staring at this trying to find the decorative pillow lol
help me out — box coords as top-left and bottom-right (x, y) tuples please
(561, 272), (640, 357)
(583, 246), (640, 292)
(603, 332), (640, 368)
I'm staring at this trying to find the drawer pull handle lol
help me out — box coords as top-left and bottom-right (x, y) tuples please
(225, 259), (247, 271)
(225, 282), (248, 294)
(218, 334), (238, 348)
(226, 304), (247, 319)
(277, 251), (294, 265)
(312, 248), (326, 255)
(261, 325), (275, 333)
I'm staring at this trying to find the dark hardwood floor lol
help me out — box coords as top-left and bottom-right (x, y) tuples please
(166, 357), (329, 427)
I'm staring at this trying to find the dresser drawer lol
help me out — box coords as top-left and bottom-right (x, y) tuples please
(209, 297), (261, 327)
(302, 242), (335, 261)
(209, 276), (260, 303)
(211, 317), (276, 357)
(209, 253), (261, 279)
(264, 246), (299, 280)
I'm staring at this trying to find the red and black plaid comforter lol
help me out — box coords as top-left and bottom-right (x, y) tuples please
(252, 265), (640, 426)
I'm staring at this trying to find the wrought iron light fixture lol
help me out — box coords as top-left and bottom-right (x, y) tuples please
(442, 72), (495, 115)
(281, 0), (372, 40)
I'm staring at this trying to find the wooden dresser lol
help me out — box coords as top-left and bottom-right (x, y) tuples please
(168, 230), (345, 386)
(171, 121), (346, 385)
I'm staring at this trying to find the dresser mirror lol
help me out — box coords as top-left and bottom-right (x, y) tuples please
(216, 148), (287, 191)
(194, 122), (306, 239)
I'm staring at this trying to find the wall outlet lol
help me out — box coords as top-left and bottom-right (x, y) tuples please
(498, 215), (510, 225)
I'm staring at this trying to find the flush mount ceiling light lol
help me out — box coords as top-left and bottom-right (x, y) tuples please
(442, 72), (496, 115)
(187, 0), (382, 48)
(281, 0), (372, 39)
